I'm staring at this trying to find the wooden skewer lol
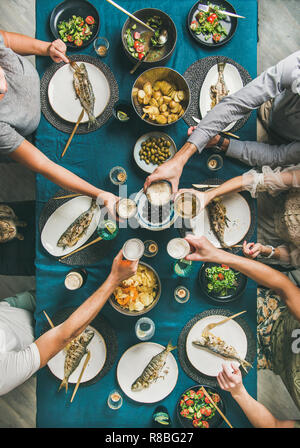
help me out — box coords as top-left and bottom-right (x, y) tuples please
(59, 236), (103, 261)
(61, 109), (85, 158)
(223, 131), (240, 139)
(200, 386), (233, 428)
(43, 310), (55, 329)
(232, 244), (243, 248)
(53, 193), (82, 200)
(105, 0), (155, 32)
(70, 351), (91, 403)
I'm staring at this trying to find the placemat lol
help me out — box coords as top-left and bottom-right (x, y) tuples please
(40, 54), (119, 134)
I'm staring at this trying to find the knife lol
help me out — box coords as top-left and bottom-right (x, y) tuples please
(191, 116), (240, 139)
(192, 184), (220, 188)
(197, 4), (245, 19)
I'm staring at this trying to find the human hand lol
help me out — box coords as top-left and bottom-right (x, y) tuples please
(97, 191), (121, 221)
(217, 363), (244, 397)
(184, 235), (221, 262)
(205, 134), (222, 148)
(48, 39), (69, 63)
(175, 188), (211, 213)
(187, 126), (197, 136)
(0, 66), (7, 94)
(109, 249), (138, 285)
(144, 158), (183, 193)
(243, 241), (264, 259)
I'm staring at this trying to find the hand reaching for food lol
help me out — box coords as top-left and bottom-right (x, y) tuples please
(184, 235), (221, 262)
(217, 363), (244, 397)
(48, 39), (69, 63)
(144, 157), (183, 193)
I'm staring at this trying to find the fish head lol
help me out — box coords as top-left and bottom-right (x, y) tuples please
(81, 328), (95, 344)
(131, 381), (143, 392)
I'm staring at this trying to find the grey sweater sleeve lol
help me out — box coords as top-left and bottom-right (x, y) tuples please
(187, 51), (300, 153)
(226, 139), (300, 167)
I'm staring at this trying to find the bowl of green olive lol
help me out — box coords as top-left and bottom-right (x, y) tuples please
(133, 132), (177, 173)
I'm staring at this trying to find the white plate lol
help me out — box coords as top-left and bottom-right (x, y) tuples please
(48, 325), (106, 384)
(190, 192), (251, 248)
(186, 315), (248, 377)
(133, 132), (177, 174)
(48, 61), (111, 123)
(199, 63), (243, 132)
(117, 342), (178, 403)
(41, 196), (101, 257)
(135, 189), (176, 231)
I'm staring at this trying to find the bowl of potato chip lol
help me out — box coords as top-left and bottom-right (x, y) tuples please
(110, 262), (161, 315)
(132, 67), (190, 126)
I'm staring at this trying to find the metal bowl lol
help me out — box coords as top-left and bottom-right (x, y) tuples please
(132, 67), (191, 126)
(121, 8), (177, 67)
(109, 262), (161, 316)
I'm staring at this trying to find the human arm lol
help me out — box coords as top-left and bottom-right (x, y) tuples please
(9, 139), (118, 217)
(217, 364), (296, 428)
(185, 235), (300, 320)
(35, 250), (138, 368)
(0, 30), (68, 63)
(187, 51), (300, 153)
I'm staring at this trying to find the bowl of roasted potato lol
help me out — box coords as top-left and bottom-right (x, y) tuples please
(109, 262), (161, 316)
(132, 67), (191, 126)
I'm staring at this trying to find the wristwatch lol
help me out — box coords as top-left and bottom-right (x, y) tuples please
(264, 245), (275, 259)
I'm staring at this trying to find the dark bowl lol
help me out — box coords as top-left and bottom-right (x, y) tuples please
(187, 0), (238, 48)
(121, 8), (177, 67)
(132, 67), (191, 127)
(177, 385), (225, 428)
(49, 0), (100, 50)
(198, 262), (247, 304)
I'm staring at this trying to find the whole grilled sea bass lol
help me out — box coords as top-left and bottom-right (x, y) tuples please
(59, 328), (94, 392)
(210, 62), (229, 109)
(131, 341), (177, 391)
(57, 199), (97, 249)
(207, 197), (230, 249)
(70, 61), (96, 128)
(192, 331), (252, 373)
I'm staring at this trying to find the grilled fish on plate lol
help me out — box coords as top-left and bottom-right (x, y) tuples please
(210, 62), (229, 109)
(207, 197), (230, 248)
(131, 341), (177, 391)
(57, 199), (97, 249)
(70, 61), (96, 128)
(59, 328), (94, 392)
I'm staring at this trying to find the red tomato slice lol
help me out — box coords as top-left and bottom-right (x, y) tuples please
(138, 52), (145, 60)
(74, 38), (83, 47)
(85, 16), (95, 25)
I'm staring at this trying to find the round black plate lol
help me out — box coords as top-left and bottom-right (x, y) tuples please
(121, 8), (177, 67)
(176, 384), (225, 428)
(198, 262), (248, 303)
(49, 0), (100, 50)
(183, 56), (252, 131)
(38, 189), (117, 266)
(42, 307), (118, 387)
(177, 308), (256, 387)
(187, 0), (237, 48)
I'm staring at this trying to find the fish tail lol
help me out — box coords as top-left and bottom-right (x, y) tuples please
(58, 377), (68, 393)
(88, 113), (97, 128)
(240, 359), (252, 373)
(166, 340), (177, 352)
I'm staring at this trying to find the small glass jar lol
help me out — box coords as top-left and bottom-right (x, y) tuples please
(94, 37), (109, 57)
(64, 269), (87, 290)
(109, 166), (127, 185)
(174, 259), (193, 278)
(97, 220), (118, 240)
(143, 240), (158, 257)
(174, 286), (190, 303)
(122, 238), (144, 261)
(107, 390), (123, 410)
(207, 154), (223, 171)
(135, 317), (155, 341)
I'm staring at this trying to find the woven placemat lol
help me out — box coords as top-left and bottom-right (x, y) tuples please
(183, 56), (252, 131)
(38, 189), (118, 266)
(177, 308), (256, 388)
(40, 54), (119, 134)
(42, 307), (118, 386)
(179, 177), (256, 255)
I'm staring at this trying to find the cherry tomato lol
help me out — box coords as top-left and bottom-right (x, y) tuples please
(138, 52), (145, 60)
(213, 33), (221, 42)
(196, 390), (204, 398)
(67, 35), (74, 42)
(79, 21), (84, 27)
(202, 421), (210, 428)
(207, 13), (217, 23)
(203, 408), (212, 417)
(136, 44), (145, 53)
(218, 273), (224, 280)
(212, 393), (221, 403)
(204, 396), (211, 404)
(74, 38), (83, 47)
(193, 419), (202, 428)
(183, 395), (189, 401)
(200, 408), (207, 415)
(180, 399), (185, 406)
(180, 409), (189, 417)
(221, 264), (229, 269)
(85, 16), (95, 25)
(189, 390), (196, 398)
(186, 399), (194, 406)
(134, 31), (141, 40)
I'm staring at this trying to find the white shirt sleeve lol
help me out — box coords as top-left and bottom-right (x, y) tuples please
(0, 343), (40, 396)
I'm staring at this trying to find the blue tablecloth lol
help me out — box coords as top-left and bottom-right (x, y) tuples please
(35, 0), (257, 428)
